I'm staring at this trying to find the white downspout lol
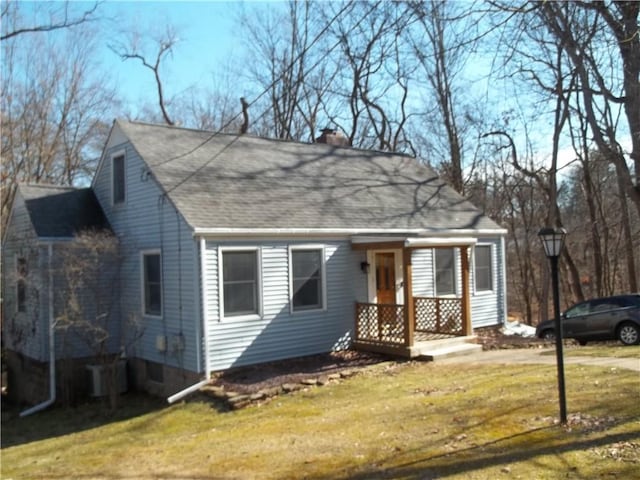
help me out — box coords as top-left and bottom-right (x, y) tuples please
(21, 244), (56, 417)
(167, 237), (210, 404)
(500, 235), (508, 325)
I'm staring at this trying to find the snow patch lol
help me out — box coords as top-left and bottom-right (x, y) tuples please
(501, 320), (536, 338)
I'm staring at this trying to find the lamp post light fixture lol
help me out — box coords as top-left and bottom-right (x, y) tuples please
(538, 226), (568, 424)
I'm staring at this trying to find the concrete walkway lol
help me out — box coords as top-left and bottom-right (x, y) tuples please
(437, 347), (640, 372)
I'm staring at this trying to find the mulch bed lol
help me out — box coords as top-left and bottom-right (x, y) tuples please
(210, 350), (390, 395)
(208, 330), (548, 397)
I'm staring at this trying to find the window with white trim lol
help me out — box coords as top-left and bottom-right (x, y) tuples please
(435, 248), (456, 296)
(16, 257), (27, 313)
(474, 245), (493, 292)
(142, 251), (162, 316)
(222, 250), (259, 317)
(290, 248), (324, 312)
(112, 153), (125, 205)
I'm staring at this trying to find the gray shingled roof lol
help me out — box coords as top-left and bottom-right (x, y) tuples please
(20, 184), (111, 238)
(117, 120), (501, 233)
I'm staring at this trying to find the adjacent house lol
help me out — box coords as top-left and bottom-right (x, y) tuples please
(2, 120), (507, 406)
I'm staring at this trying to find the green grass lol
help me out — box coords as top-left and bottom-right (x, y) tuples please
(545, 343), (640, 358)
(2, 361), (639, 480)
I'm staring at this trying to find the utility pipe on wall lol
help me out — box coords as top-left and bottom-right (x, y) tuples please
(21, 244), (56, 417)
(166, 237), (211, 404)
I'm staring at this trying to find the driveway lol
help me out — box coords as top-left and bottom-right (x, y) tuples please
(438, 348), (640, 372)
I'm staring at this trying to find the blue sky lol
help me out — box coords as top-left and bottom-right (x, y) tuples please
(98, 1), (250, 109)
(11, 1), (630, 169)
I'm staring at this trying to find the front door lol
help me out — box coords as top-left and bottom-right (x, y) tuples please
(375, 252), (396, 304)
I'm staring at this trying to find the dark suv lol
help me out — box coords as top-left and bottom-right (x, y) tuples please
(536, 294), (640, 346)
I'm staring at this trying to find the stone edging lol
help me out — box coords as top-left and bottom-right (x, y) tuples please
(199, 369), (360, 410)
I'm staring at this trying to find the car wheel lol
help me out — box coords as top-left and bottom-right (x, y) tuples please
(577, 339), (588, 346)
(541, 330), (555, 341)
(617, 322), (640, 346)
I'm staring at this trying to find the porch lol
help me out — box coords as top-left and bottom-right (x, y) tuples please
(353, 298), (477, 357)
(351, 237), (476, 358)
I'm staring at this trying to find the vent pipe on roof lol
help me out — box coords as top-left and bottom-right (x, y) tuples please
(240, 97), (249, 134)
(315, 127), (350, 146)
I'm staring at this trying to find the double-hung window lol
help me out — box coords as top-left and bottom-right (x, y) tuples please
(290, 247), (325, 312)
(474, 245), (493, 292)
(16, 257), (27, 313)
(222, 249), (260, 318)
(435, 248), (456, 296)
(142, 251), (162, 317)
(112, 153), (125, 205)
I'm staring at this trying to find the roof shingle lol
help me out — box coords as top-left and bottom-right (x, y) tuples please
(20, 184), (111, 238)
(117, 120), (501, 233)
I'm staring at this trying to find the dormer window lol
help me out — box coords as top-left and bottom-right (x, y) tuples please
(112, 153), (125, 205)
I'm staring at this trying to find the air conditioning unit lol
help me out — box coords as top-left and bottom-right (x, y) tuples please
(87, 360), (128, 397)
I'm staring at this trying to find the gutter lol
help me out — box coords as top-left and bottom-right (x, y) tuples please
(193, 227), (508, 238)
(21, 244), (56, 417)
(404, 237), (478, 248)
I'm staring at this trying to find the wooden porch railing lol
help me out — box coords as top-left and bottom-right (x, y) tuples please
(355, 303), (405, 346)
(414, 297), (463, 336)
(354, 297), (463, 352)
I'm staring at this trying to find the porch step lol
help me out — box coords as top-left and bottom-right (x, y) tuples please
(412, 336), (483, 361)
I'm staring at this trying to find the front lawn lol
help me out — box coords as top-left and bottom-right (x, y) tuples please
(2, 361), (639, 479)
(549, 343), (640, 358)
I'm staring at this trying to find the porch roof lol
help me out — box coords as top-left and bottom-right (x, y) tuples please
(351, 233), (495, 249)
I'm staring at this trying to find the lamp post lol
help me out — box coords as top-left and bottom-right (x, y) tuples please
(538, 227), (568, 424)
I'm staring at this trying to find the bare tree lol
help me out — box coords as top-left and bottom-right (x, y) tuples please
(405, 0), (482, 193)
(55, 230), (143, 410)
(240, 0), (345, 141)
(533, 1), (639, 292)
(109, 26), (178, 126)
(0, 0), (100, 42)
(1, 20), (116, 229)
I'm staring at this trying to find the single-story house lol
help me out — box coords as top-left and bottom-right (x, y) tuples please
(2, 120), (507, 407)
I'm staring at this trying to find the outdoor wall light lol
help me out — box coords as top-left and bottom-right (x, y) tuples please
(538, 226), (568, 424)
(360, 261), (370, 274)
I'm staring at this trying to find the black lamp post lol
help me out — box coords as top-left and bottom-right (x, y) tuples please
(538, 227), (568, 424)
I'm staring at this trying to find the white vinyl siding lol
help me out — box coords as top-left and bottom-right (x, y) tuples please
(471, 238), (506, 327)
(410, 242), (505, 329)
(93, 139), (200, 372)
(203, 240), (355, 372)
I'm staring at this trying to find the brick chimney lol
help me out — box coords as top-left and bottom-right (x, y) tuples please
(315, 127), (350, 147)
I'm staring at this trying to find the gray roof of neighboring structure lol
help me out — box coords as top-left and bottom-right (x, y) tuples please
(20, 184), (111, 238)
(116, 120), (502, 233)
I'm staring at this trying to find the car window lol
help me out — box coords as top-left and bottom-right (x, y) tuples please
(565, 302), (590, 318)
(590, 298), (627, 313)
